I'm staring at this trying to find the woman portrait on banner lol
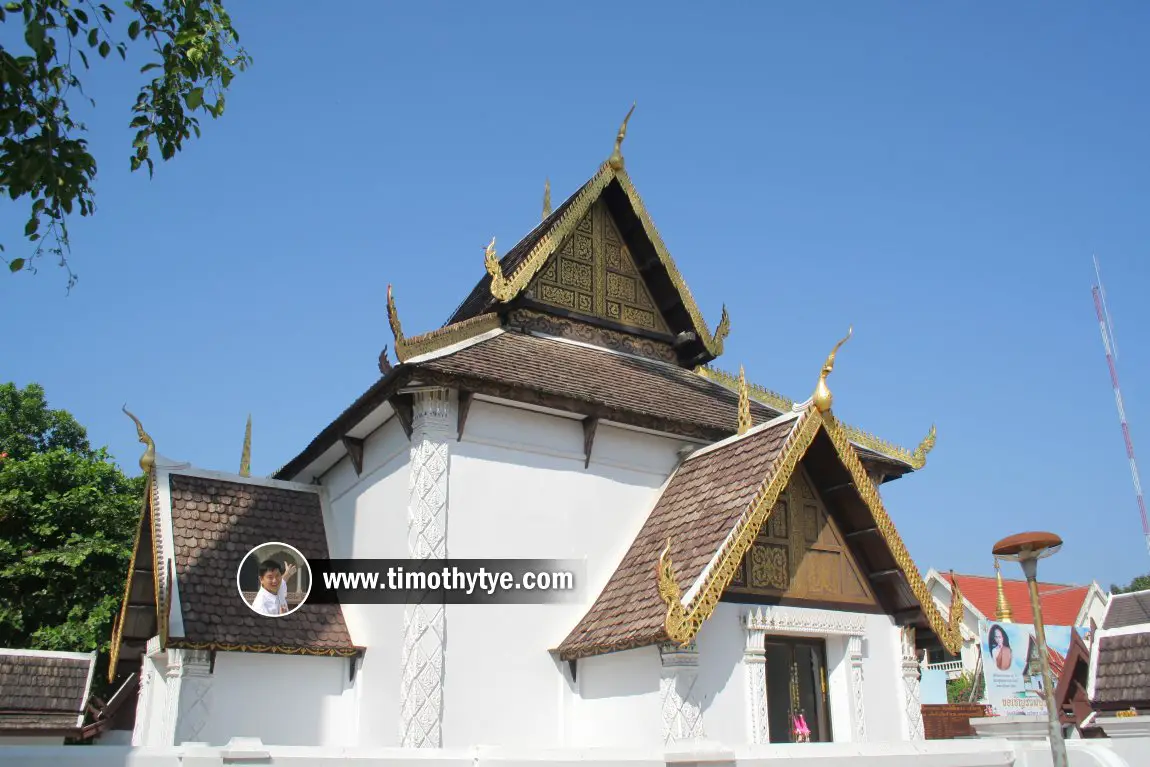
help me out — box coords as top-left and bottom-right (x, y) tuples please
(988, 624), (1013, 671)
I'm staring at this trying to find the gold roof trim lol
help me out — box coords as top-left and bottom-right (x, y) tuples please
(165, 640), (360, 658)
(657, 407), (964, 655)
(389, 285), (501, 364)
(481, 115), (729, 358)
(695, 364), (935, 469)
(239, 414), (252, 477)
(107, 480), (151, 683)
(736, 365), (752, 435)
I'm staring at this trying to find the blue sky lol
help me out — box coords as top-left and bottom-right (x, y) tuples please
(3, 2), (1149, 590)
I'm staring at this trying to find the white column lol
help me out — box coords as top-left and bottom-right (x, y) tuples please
(743, 617), (768, 745)
(400, 388), (455, 749)
(659, 641), (706, 744)
(901, 627), (925, 740)
(131, 637), (162, 746)
(847, 634), (867, 742)
(161, 648), (213, 745)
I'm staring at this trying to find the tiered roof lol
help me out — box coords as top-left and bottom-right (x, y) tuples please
(276, 107), (935, 484)
(941, 572), (1096, 627)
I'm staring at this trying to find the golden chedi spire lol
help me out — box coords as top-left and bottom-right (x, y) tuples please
(608, 103), (636, 171)
(812, 327), (853, 413)
(543, 178), (552, 220)
(240, 414), (252, 477)
(737, 365), (752, 435)
(994, 558), (1014, 622)
(121, 405), (155, 474)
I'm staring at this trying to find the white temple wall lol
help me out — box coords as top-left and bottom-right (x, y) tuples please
(440, 400), (691, 749)
(864, 614), (906, 742)
(321, 416), (409, 747)
(196, 653), (350, 747)
(695, 602), (747, 746)
(572, 645), (663, 748)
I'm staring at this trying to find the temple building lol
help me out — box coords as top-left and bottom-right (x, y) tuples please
(107, 110), (968, 751)
(924, 564), (1108, 675)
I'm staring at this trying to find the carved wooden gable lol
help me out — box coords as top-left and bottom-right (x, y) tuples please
(727, 464), (878, 608)
(527, 198), (671, 335)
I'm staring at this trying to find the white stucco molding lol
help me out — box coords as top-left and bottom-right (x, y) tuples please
(744, 605), (867, 637)
(400, 388), (456, 749)
(659, 641), (706, 744)
(742, 617), (769, 745)
(847, 634), (867, 743)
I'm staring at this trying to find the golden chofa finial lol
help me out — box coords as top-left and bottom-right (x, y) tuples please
(542, 178), (552, 220)
(608, 102), (636, 171)
(994, 558), (1014, 622)
(812, 326), (853, 413)
(239, 414), (252, 477)
(737, 365), (752, 435)
(910, 424), (937, 469)
(121, 405), (156, 474)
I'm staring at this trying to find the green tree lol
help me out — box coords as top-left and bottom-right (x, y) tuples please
(0, 381), (143, 696)
(946, 670), (985, 704)
(1111, 573), (1150, 595)
(1, 0), (250, 288)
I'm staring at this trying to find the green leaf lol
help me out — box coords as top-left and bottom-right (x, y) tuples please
(9, 257), (24, 272)
(128, 20), (139, 39)
(24, 217), (38, 236)
(98, 40), (110, 58)
(185, 87), (203, 110)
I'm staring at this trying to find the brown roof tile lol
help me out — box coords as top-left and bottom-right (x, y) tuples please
(557, 415), (799, 659)
(168, 474), (355, 653)
(1104, 591), (1150, 630)
(419, 330), (779, 435)
(1093, 632), (1150, 706)
(0, 651), (92, 730)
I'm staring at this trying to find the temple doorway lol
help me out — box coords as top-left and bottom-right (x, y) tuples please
(765, 636), (833, 743)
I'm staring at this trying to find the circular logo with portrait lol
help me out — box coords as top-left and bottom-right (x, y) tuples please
(237, 542), (312, 617)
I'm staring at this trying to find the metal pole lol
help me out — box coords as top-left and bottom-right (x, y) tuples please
(1022, 559), (1069, 767)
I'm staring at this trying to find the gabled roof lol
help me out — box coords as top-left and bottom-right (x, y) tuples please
(1102, 590), (1150, 630)
(556, 394), (964, 661)
(0, 648), (95, 733)
(109, 425), (359, 683)
(443, 159), (730, 367)
(939, 572), (1095, 627)
(1088, 588), (1150, 711)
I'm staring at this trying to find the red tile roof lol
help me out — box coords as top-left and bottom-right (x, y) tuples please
(942, 573), (1091, 627)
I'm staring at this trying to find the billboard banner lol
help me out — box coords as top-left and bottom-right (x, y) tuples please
(980, 621), (1087, 716)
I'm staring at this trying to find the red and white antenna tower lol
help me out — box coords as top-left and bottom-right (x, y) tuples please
(1092, 255), (1150, 557)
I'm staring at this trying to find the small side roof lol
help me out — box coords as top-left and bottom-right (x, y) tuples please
(0, 648), (95, 733)
(1102, 590), (1150, 630)
(557, 392), (964, 660)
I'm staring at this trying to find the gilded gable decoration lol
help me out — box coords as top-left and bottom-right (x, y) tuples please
(543, 178), (552, 220)
(528, 199), (671, 334)
(122, 405), (156, 474)
(813, 327), (853, 413)
(608, 102), (635, 171)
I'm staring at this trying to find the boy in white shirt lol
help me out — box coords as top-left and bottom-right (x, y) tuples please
(251, 559), (298, 616)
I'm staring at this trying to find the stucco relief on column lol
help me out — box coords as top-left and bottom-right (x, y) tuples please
(847, 634), (867, 742)
(659, 641), (706, 744)
(162, 648), (212, 746)
(742, 615), (769, 745)
(901, 626), (925, 740)
(400, 388), (455, 749)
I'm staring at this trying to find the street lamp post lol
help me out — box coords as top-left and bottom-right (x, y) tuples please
(992, 531), (1069, 767)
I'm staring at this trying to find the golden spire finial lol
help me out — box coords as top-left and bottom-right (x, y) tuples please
(812, 326), (853, 413)
(239, 414), (251, 477)
(121, 405), (155, 474)
(542, 178), (552, 220)
(737, 365), (752, 435)
(608, 102), (636, 171)
(994, 558), (1014, 622)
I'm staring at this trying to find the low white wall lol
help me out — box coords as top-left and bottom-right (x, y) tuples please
(196, 652), (352, 747)
(1, 736), (1146, 767)
(575, 645), (663, 748)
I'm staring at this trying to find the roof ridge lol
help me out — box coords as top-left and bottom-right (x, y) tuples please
(951, 572), (1087, 589)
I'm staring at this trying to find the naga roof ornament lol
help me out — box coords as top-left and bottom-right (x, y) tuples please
(387, 284), (411, 362)
(239, 414), (252, 477)
(122, 405), (156, 474)
(812, 327), (853, 413)
(608, 102), (636, 171)
(542, 178), (552, 220)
